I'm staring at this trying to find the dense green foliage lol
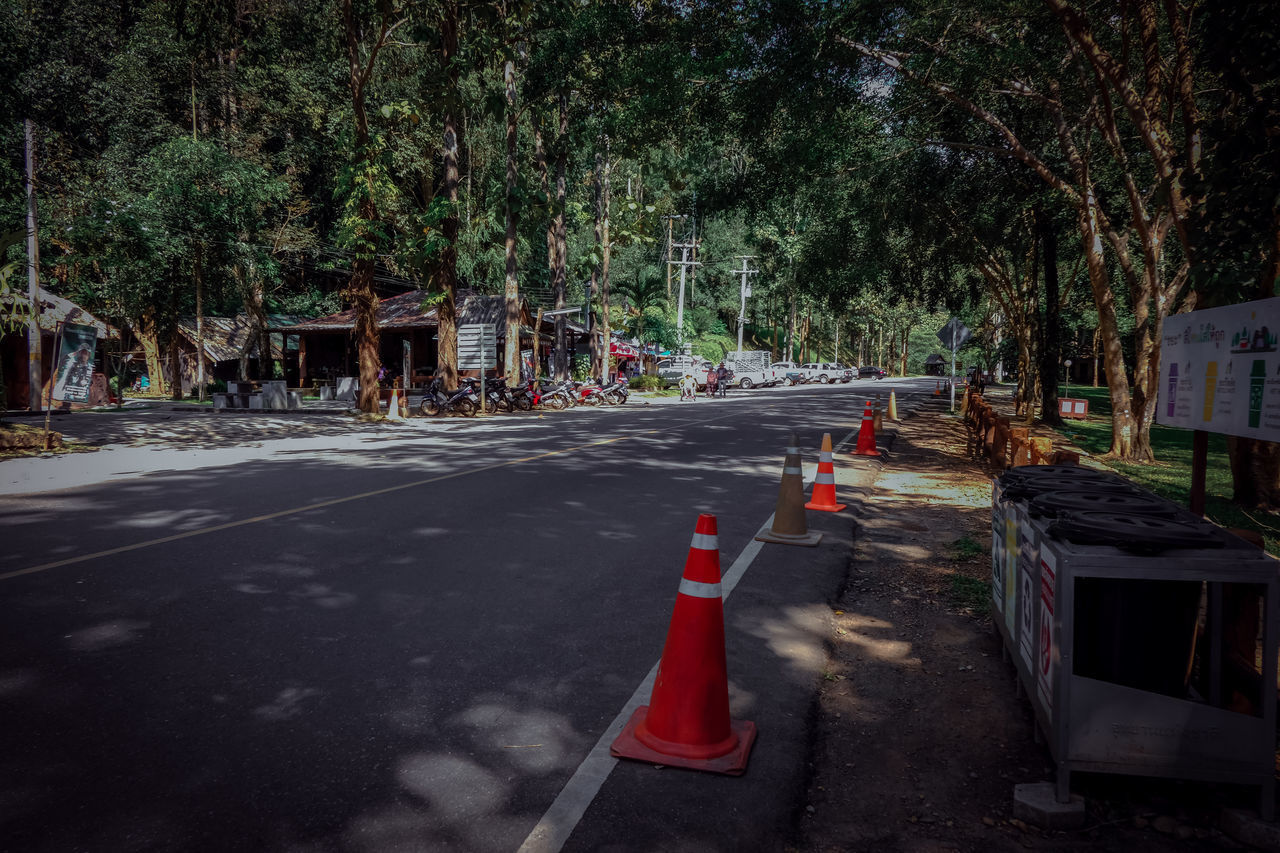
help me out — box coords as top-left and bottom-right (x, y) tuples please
(3, 2), (1276, 439)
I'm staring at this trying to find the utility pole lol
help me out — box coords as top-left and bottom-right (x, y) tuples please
(671, 241), (700, 348)
(25, 119), (42, 412)
(660, 215), (685, 300)
(734, 255), (758, 354)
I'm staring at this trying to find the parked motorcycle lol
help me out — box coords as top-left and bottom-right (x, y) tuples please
(600, 377), (630, 405)
(509, 379), (536, 411)
(535, 379), (577, 410)
(481, 376), (514, 414)
(418, 377), (478, 417)
(574, 378), (611, 406)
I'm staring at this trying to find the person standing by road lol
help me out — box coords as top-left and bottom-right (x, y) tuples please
(705, 363), (718, 398)
(716, 362), (729, 397)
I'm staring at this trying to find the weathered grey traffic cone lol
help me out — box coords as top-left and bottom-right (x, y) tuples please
(755, 432), (823, 546)
(873, 395), (883, 432)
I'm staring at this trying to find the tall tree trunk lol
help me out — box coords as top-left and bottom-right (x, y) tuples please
(589, 151), (603, 378)
(139, 308), (165, 395)
(534, 113), (550, 381)
(437, 0), (460, 389)
(1037, 207), (1062, 425)
(599, 144), (612, 380)
(342, 0), (396, 414)
(552, 92), (568, 380)
(785, 292), (796, 361)
(195, 242), (206, 402)
(169, 287), (182, 400)
(503, 56), (521, 382)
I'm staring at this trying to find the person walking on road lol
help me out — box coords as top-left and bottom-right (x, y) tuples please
(705, 364), (718, 398)
(716, 362), (729, 397)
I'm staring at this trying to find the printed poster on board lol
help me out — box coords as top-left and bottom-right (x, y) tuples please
(51, 323), (98, 403)
(1159, 297), (1280, 441)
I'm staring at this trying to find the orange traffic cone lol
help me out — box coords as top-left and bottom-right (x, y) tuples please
(888, 390), (899, 420)
(934, 381), (940, 396)
(756, 433), (823, 546)
(805, 433), (846, 512)
(854, 402), (879, 456)
(386, 388), (404, 422)
(611, 514), (758, 775)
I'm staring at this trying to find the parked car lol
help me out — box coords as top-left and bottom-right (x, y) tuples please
(657, 357), (712, 388)
(771, 361), (802, 386)
(858, 365), (887, 380)
(801, 362), (845, 384)
(835, 364), (855, 383)
(725, 364), (773, 389)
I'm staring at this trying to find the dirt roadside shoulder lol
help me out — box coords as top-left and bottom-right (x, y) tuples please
(797, 397), (1258, 852)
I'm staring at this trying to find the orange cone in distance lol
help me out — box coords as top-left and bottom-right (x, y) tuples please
(387, 388), (404, 422)
(756, 433), (823, 546)
(611, 514), (758, 775)
(934, 380), (940, 396)
(888, 390), (899, 420)
(854, 402), (880, 456)
(805, 433), (846, 512)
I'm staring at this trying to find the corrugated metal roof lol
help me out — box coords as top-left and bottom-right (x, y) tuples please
(176, 314), (306, 363)
(1, 289), (117, 337)
(273, 289), (531, 332)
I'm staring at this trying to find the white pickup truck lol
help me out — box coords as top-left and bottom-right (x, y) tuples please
(725, 351), (778, 389)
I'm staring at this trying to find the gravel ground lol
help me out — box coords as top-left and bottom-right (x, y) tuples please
(796, 395), (1273, 852)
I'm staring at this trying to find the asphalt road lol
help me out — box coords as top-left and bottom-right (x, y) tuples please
(1, 379), (926, 852)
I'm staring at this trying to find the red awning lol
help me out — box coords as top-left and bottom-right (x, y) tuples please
(610, 342), (639, 358)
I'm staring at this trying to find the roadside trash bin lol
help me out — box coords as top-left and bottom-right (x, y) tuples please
(990, 468), (1280, 818)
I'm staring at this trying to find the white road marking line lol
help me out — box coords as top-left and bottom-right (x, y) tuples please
(519, 422), (863, 852)
(516, 518), (772, 853)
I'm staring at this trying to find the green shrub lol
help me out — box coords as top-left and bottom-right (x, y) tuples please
(629, 375), (663, 391)
(571, 354), (592, 381)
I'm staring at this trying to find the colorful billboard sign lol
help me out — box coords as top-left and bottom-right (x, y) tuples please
(1158, 298), (1280, 441)
(51, 322), (98, 403)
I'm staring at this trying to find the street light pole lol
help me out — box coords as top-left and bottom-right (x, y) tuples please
(734, 255), (757, 354)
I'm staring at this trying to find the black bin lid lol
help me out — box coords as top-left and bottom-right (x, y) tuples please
(1028, 490), (1176, 519)
(1000, 468), (1137, 501)
(1048, 511), (1227, 552)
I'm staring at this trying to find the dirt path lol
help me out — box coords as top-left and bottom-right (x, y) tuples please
(798, 398), (1257, 852)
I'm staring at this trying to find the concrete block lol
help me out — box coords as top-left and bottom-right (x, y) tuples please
(319, 386), (334, 401)
(212, 393), (232, 410)
(287, 391), (301, 409)
(1222, 808), (1280, 848)
(261, 380), (287, 410)
(1013, 782), (1086, 830)
(248, 394), (263, 411)
(336, 377), (358, 401)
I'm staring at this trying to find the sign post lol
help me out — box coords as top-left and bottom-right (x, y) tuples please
(1157, 297), (1280, 513)
(936, 317), (972, 412)
(458, 323), (497, 416)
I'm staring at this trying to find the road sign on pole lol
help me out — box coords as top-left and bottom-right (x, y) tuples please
(936, 317), (972, 352)
(459, 323), (497, 416)
(936, 317), (972, 412)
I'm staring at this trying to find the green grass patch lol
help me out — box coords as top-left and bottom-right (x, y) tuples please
(949, 534), (986, 561)
(1049, 385), (1280, 553)
(945, 573), (989, 613)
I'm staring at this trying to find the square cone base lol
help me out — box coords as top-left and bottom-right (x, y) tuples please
(610, 706), (757, 776)
(804, 500), (847, 512)
(754, 529), (823, 547)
